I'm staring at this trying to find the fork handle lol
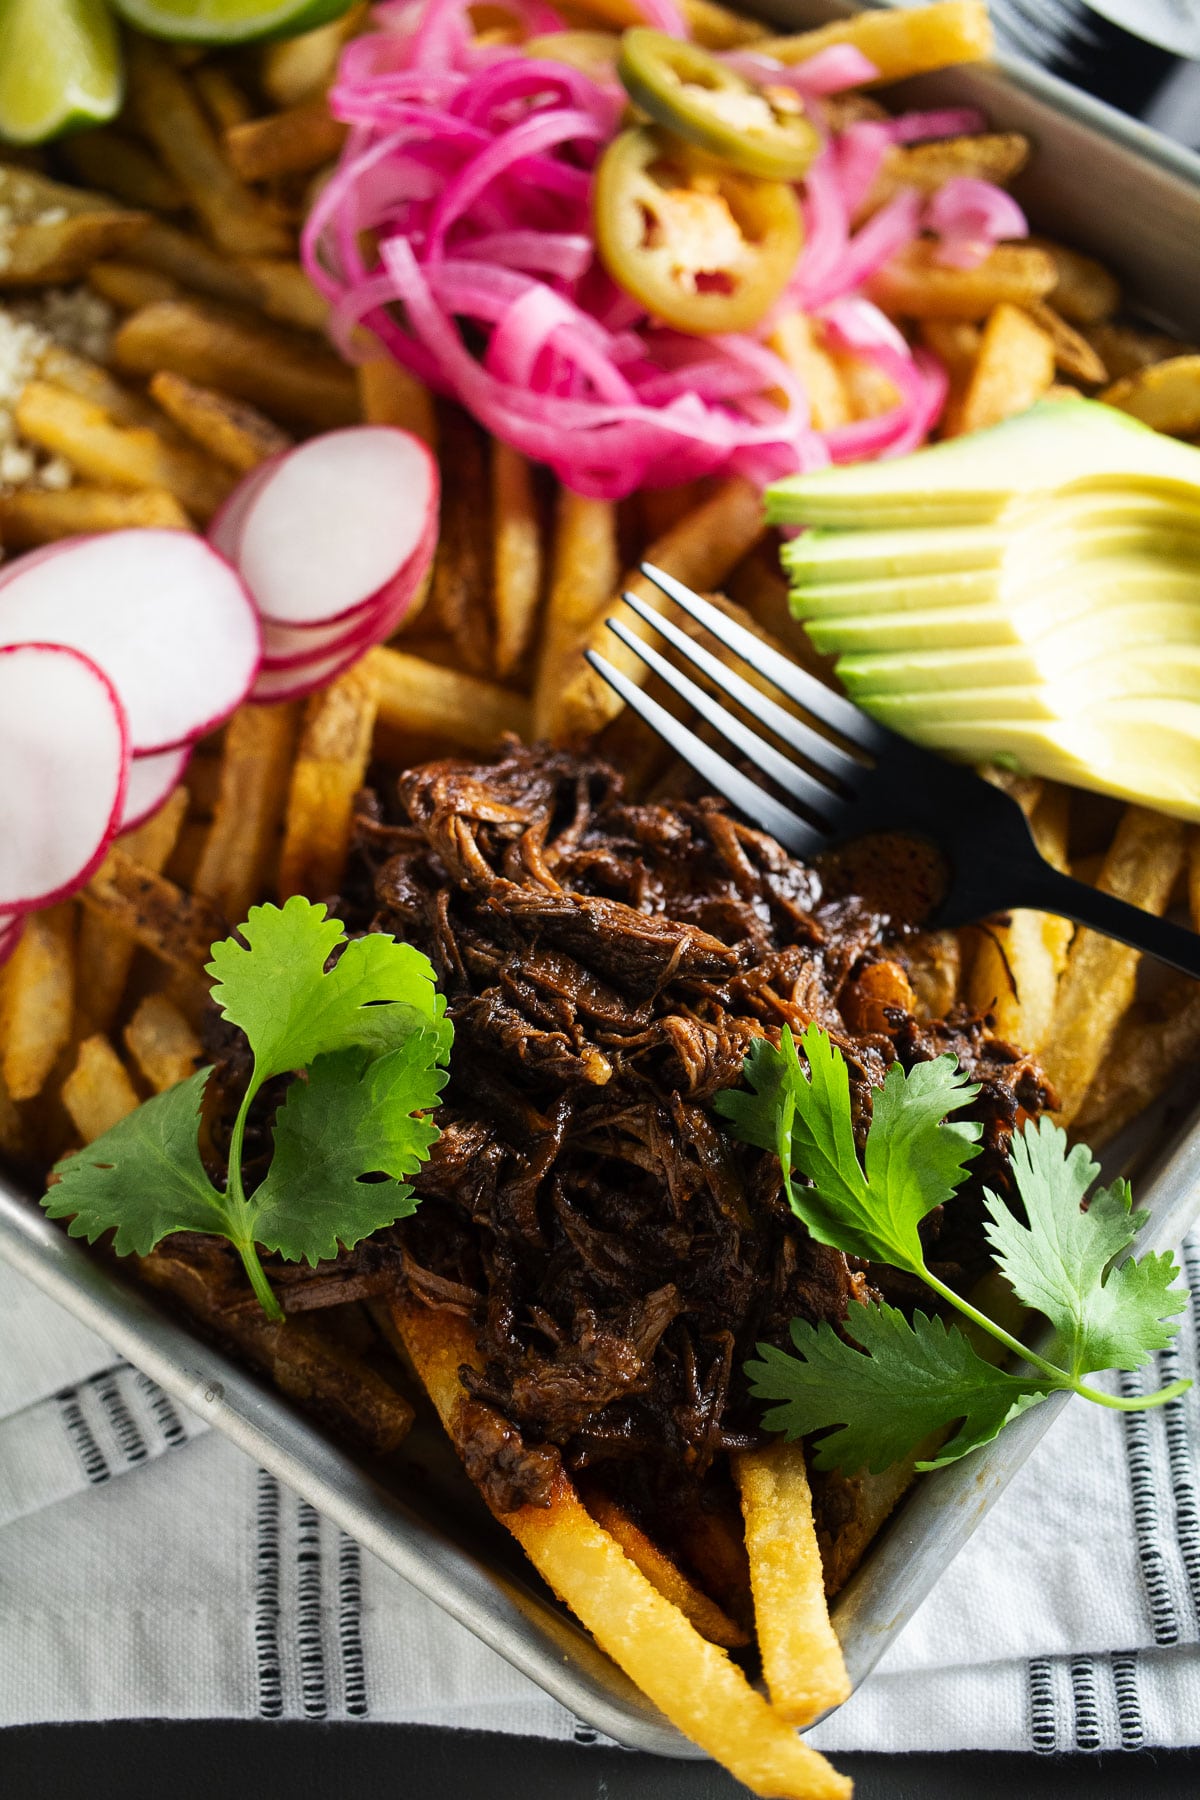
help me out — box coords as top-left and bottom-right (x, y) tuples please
(1016, 863), (1200, 980)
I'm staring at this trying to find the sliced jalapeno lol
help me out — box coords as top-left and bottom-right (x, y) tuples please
(594, 123), (802, 335)
(617, 27), (820, 184)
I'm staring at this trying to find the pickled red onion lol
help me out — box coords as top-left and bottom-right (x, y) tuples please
(926, 175), (1030, 268)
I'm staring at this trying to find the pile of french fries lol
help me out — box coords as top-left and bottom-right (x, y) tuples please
(2, 2), (1199, 1790)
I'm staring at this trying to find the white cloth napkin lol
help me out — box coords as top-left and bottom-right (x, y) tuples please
(2, 1246), (1199, 1754)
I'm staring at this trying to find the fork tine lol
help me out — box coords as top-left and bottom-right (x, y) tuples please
(638, 561), (893, 753)
(583, 649), (828, 859)
(605, 616), (840, 825)
(620, 588), (863, 786)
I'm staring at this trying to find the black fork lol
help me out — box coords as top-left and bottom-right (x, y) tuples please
(584, 563), (1200, 980)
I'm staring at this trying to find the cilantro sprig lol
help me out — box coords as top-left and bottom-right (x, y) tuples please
(45, 897), (453, 1322)
(716, 1023), (1190, 1473)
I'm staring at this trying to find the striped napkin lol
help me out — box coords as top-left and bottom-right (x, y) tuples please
(1, 1243), (1198, 1755)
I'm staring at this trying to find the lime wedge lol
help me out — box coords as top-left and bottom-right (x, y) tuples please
(0, 0), (122, 145)
(110, 0), (355, 46)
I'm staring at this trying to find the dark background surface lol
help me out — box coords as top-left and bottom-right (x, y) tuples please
(3, 1722), (1199, 1799)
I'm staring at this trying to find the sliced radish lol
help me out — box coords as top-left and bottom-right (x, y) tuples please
(119, 745), (192, 834)
(0, 531), (262, 754)
(0, 643), (130, 911)
(251, 634), (373, 703)
(0, 917), (22, 967)
(260, 597), (388, 670)
(236, 427), (439, 630)
(207, 455), (280, 564)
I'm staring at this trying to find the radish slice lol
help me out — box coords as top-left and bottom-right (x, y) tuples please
(0, 531), (262, 754)
(260, 597), (389, 669)
(0, 917), (21, 967)
(0, 642), (130, 911)
(119, 745), (192, 834)
(207, 455), (280, 564)
(236, 427), (439, 629)
(251, 635), (372, 703)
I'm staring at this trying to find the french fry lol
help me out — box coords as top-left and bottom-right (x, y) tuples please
(1026, 302), (1108, 386)
(129, 220), (264, 309)
(61, 1035), (140, 1144)
(859, 133), (1029, 219)
(374, 647), (532, 750)
(953, 302), (1056, 436)
(239, 257), (330, 333)
(555, 478), (765, 744)
(61, 128), (187, 213)
(392, 1297), (850, 1800)
(15, 382), (233, 523)
(36, 342), (164, 431)
(491, 440), (544, 681)
(759, 1), (992, 83)
(1041, 806), (1187, 1123)
(1028, 235), (1121, 325)
(261, 5), (370, 106)
(554, 0), (763, 47)
(113, 299), (359, 431)
(75, 789), (190, 1038)
(358, 358), (437, 449)
(734, 1442), (851, 1725)
(533, 488), (620, 739)
(581, 1489), (748, 1649)
(0, 207), (147, 287)
(1101, 355), (1200, 439)
(148, 370), (292, 473)
(82, 850), (225, 976)
(902, 931), (962, 1021)
(769, 312), (851, 432)
(920, 317), (982, 440)
(191, 703), (300, 921)
(0, 1065), (25, 1163)
(88, 259), (182, 310)
(866, 241), (1058, 321)
(810, 1457), (921, 1597)
(967, 784), (1072, 1053)
(0, 484), (190, 547)
(123, 994), (203, 1093)
(124, 38), (291, 259)
(1084, 318), (1194, 381)
(0, 905), (75, 1103)
(193, 64), (255, 135)
(1074, 979), (1200, 1146)
(279, 659), (381, 902)
(225, 97), (348, 183)
(430, 405), (493, 673)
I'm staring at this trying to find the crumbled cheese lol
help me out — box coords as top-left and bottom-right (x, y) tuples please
(0, 287), (116, 495)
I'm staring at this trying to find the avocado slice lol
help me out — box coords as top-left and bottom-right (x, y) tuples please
(766, 400), (1200, 529)
(860, 644), (1200, 729)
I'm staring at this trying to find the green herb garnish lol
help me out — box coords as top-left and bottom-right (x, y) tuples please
(715, 1023), (1190, 1473)
(45, 897), (452, 1321)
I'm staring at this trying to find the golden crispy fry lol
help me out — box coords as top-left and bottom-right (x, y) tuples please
(533, 488), (620, 740)
(129, 220), (264, 309)
(37, 342), (161, 430)
(760, 1), (991, 82)
(0, 906), (75, 1103)
(769, 312), (851, 432)
(279, 660), (381, 902)
(142, 1245), (415, 1455)
(225, 97), (348, 183)
(734, 1442), (851, 1725)
(524, 29), (620, 77)
(192, 703), (300, 921)
(148, 370), (292, 473)
(374, 646), (532, 751)
(555, 479), (765, 745)
(114, 299), (358, 431)
(1026, 302), (1108, 386)
(15, 382), (233, 523)
(124, 38), (291, 259)
(810, 1458), (920, 1597)
(859, 133), (1029, 219)
(193, 64), (255, 134)
(0, 205), (147, 287)
(0, 1064), (25, 1163)
(61, 1035), (140, 1144)
(832, 348), (900, 423)
(0, 484), (189, 547)
(967, 784), (1072, 1053)
(88, 259), (181, 309)
(61, 129), (187, 213)
(1074, 978), (1200, 1146)
(430, 405), (493, 673)
(919, 317), (982, 441)
(1101, 354), (1200, 439)
(491, 440), (543, 681)
(553, 0), (763, 46)
(123, 993), (203, 1094)
(262, 6), (370, 107)
(358, 358), (437, 448)
(1084, 318), (1195, 381)
(903, 931), (962, 1021)
(866, 241), (1058, 321)
(239, 257), (330, 333)
(953, 302), (1056, 436)
(75, 790), (189, 1038)
(1028, 235), (1121, 325)
(1042, 806), (1187, 1123)
(392, 1298), (850, 1799)
(83, 849), (225, 976)
(582, 1489), (748, 1649)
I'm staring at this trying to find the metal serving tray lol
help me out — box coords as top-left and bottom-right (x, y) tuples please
(4, 1), (1200, 1759)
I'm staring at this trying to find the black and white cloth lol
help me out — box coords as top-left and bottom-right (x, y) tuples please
(1, 1244), (1199, 1753)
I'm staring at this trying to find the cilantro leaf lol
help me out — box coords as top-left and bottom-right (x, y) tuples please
(716, 1022), (981, 1270)
(206, 895), (449, 1083)
(983, 1117), (1188, 1378)
(247, 1038), (449, 1265)
(46, 1070), (236, 1255)
(746, 1300), (1048, 1474)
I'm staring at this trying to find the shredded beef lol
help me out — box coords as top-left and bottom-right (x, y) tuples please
(316, 741), (1053, 1522)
